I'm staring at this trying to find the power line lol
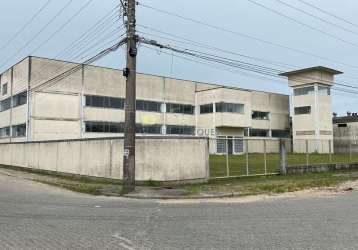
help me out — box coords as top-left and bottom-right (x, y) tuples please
(30, 31), (125, 93)
(29, 0), (95, 55)
(142, 44), (358, 98)
(0, 0), (74, 71)
(26, 5), (123, 92)
(139, 37), (358, 95)
(142, 44), (288, 90)
(31, 38), (127, 93)
(137, 25), (295, 69)
(54, 7), (120, 59)
(274, 0), (358, 37)
(296, 0), (358, 30)
(0, 0), (53, 52)
(138, 2), (358, 70)
(137, 25), (358, 83)
(247, 0), (358, 48)
(72, 30), (126, 61)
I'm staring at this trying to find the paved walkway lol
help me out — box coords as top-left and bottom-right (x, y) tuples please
(1, 173), (358, 249)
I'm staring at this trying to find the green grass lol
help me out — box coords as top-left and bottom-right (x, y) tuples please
(185, 170), (358, 196)
(210, 153), (358, 177)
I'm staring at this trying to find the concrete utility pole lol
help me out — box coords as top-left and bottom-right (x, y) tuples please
(122, 0), (137, 193)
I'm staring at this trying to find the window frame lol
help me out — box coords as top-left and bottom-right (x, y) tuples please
(249, 129), (269, 137)
(166, 125), (195, 135)
(294, 106), (311, 115)
(252, 111), (270, 120)
(293, 85), (315, 96)
(166, 103), (194, 115)
(215, 102), (245, 114)
(2, 83), (8, 96)
(11, 124), (26, 138)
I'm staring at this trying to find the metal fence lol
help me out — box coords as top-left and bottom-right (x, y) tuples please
(208, 137), (358, 179)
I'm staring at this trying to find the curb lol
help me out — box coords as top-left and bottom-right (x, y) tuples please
(122, 192), (242, 200)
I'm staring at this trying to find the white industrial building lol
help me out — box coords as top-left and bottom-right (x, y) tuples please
(0, 56), (341, 154)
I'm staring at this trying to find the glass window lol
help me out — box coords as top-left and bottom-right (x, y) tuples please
(136, 100), (162, 112)
(166, 103), (194, 115)
(2, 83), (8, 95)
(293, 86), (315, 96)
(200, 104), (213, 114)
(233, 138), (244, 153)
(0, 126), (10, 138)
(294, 106), (311, 115)
(85, 95), (125, 109)
(85, 121), (162, 134)
(12, 91), (27, 108)
(0, 97), (11, 112)
(216, 102), (244, 114)
(318, 85), (331, 96)
(272, 129), (290, 138)
(110, 97), (124, 109)
(85, 121), (124, 133)
(166, 125), (195, 135)
(249, 129), (269, 137)
(252, 111), (270, 120)
(12, 124), (26, 137)
(136, 124), (162, 134)
(216, 138), (227, 153)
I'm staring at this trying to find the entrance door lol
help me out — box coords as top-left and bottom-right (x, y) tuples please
(227, 137), (233, 155)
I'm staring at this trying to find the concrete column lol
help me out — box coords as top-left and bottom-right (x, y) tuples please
(80, 64), (85, 138)
(314, 83), (320, 152)
(26, 57), (32, 142)
(9, 67), (13, 143)
(279, 139), (287, 174)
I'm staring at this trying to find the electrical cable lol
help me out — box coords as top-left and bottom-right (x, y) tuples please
(0, 0), (53, 51)
(247, 0), (358, 48)
(296, 0), (358, 30)
(29, 0), (95, 55)
(139, 37), (358, 96)
(0, 0), (74, 71)
(138, 2), (358, 70)
(274, 0), (358, 37)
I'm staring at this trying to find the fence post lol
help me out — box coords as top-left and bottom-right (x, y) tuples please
(246, 139), (249, 176)
(329, 140), (332, 163)
(306, 139), (309, 166)
(349, 141), (352, 162)
(264, 139), (267, 175)
(279, 139), (287, 174)
(225, 138), (229, 177)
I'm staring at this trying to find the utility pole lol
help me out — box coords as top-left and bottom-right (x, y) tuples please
(122, 0), (137, 193)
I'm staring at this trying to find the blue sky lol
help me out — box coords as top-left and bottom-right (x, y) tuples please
(1, 0), (358, 115)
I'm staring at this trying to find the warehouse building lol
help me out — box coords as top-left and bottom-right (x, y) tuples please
(333, 114), (358, 153)
(0, 56), (291, 154)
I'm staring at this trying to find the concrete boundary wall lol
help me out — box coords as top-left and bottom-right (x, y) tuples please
(0, 136), (209, 182)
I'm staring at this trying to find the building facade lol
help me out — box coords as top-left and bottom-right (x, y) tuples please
(0, 56), (290, 153)
(280, 66), (342, 153)
(333, 114), (358, 153)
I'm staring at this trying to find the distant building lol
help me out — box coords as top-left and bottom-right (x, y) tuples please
(333, 114), (358, 153)
(0, 56), (290, 154)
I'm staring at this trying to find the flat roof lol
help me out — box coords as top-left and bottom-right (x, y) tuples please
(279, 66), (343, 77)
(0, 55), (289, 97)
(333, 116), (358, 124)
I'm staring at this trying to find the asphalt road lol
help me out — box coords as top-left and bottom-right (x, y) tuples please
(1, 174), (358, 250)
